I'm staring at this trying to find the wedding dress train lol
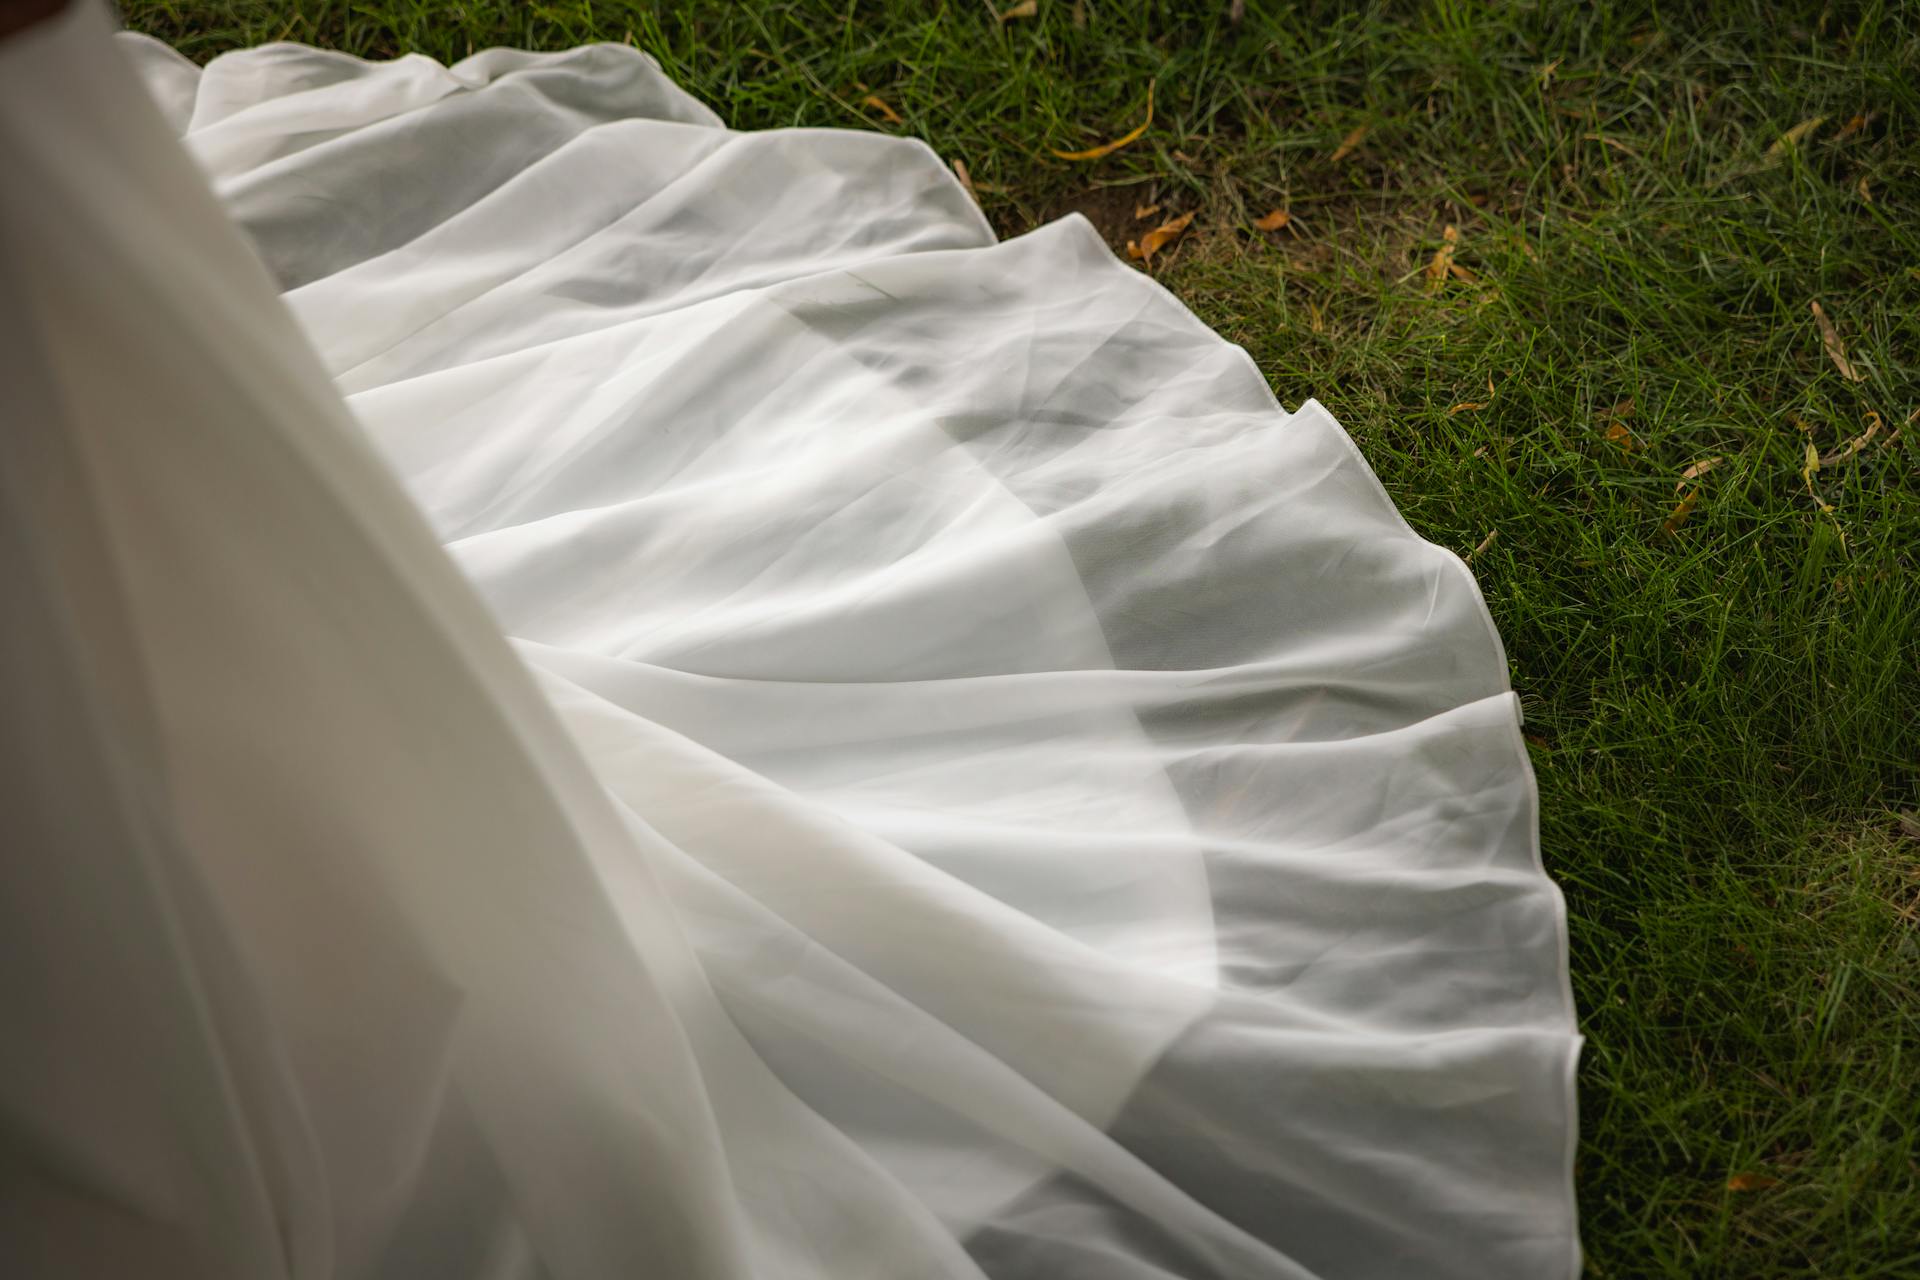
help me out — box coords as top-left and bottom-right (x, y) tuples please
(0, 5), (1579, 1277)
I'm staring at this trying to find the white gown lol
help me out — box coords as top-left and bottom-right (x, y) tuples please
(0, 5), (1580, 1277)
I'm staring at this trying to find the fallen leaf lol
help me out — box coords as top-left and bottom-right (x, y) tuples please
(1448, 400), (1487, 415)
(1857, 173), (1872, 202)
(1810, 299), (1864, 382)
(1469, 529), (1498, 559)
(1765, 115), (1825, 162)
(1134, 201), (1162, 220)
(1832, 113), (1870, 141)
(1819, 411), (1881, 465)
(1307, 301), (1325, 334)
(1597, 397), (1635, 421)
(1677, 456), (1724, 488)
(861, 94), (903, 125)
(1329, 123), (1370, 163)
(1448, 261), (1481, 285)
(998, 0), (1038, 20)
(1800, 439), (1835, 513)
(1727, 1173), (1781, 1192)
(1126, 209), (1195, 264)
(1425, 225), (1458, 291)
(951, 157), (976, 198)
(1662, 487), (1700, 534)
(1583, 132), (1641, 158)
(1253, 208), (1291, 232)
(1605, 420), (1636, 451)
(1052, 82), (1154, 161)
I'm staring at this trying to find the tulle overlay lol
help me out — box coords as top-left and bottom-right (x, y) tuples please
(0, 6), (1578, 1278)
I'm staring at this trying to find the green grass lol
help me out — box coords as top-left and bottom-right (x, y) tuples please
(118, 1), (1920, 1274)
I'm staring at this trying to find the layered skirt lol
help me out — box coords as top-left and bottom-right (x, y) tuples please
(0, 6), (1579, 1277)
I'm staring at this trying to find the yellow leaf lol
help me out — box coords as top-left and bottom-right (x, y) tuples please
(1819, 411), (1881, 465)
(861, 94), (903, 125)
(1765, 115), (1826, 162)
(1126, 209), (1195, 264)
(1810, 299), (1864, 382)
(1833, 112), (1870, 141)
(1052, 82), (1154, 162)
(1448, 261), (1481, 285)
(1727, 1173), (1781, 1192)
(1662, 487), (1700, 534)
(1253, 208), (1291, 232)
(1134, 201), (1162, 220)
(998, 0), (1038, 19)
(1329, 124), (1370, 163)
(1801, 440), (1832, 513)
(1469, 529), (1498, 559)
(1426, 224), (1458, 292)
(1597, 397), (1635, 421)
(1448, 400), (1487, 415)
(1677, 456), (1724, 489)
(1605, 421), (1635, 452)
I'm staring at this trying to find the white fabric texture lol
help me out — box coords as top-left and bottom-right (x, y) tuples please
(0, 5), (1580, 1278)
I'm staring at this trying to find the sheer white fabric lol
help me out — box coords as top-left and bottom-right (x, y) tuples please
(0, 5), (1579, 1277)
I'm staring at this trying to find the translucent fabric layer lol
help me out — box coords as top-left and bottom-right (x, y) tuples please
(0, 6), (1579, 1278)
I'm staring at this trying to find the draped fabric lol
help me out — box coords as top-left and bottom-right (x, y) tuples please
(0, 5), (1579, 1277)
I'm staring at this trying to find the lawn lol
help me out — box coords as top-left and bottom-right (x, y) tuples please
(119, 1), (1920, 1275)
